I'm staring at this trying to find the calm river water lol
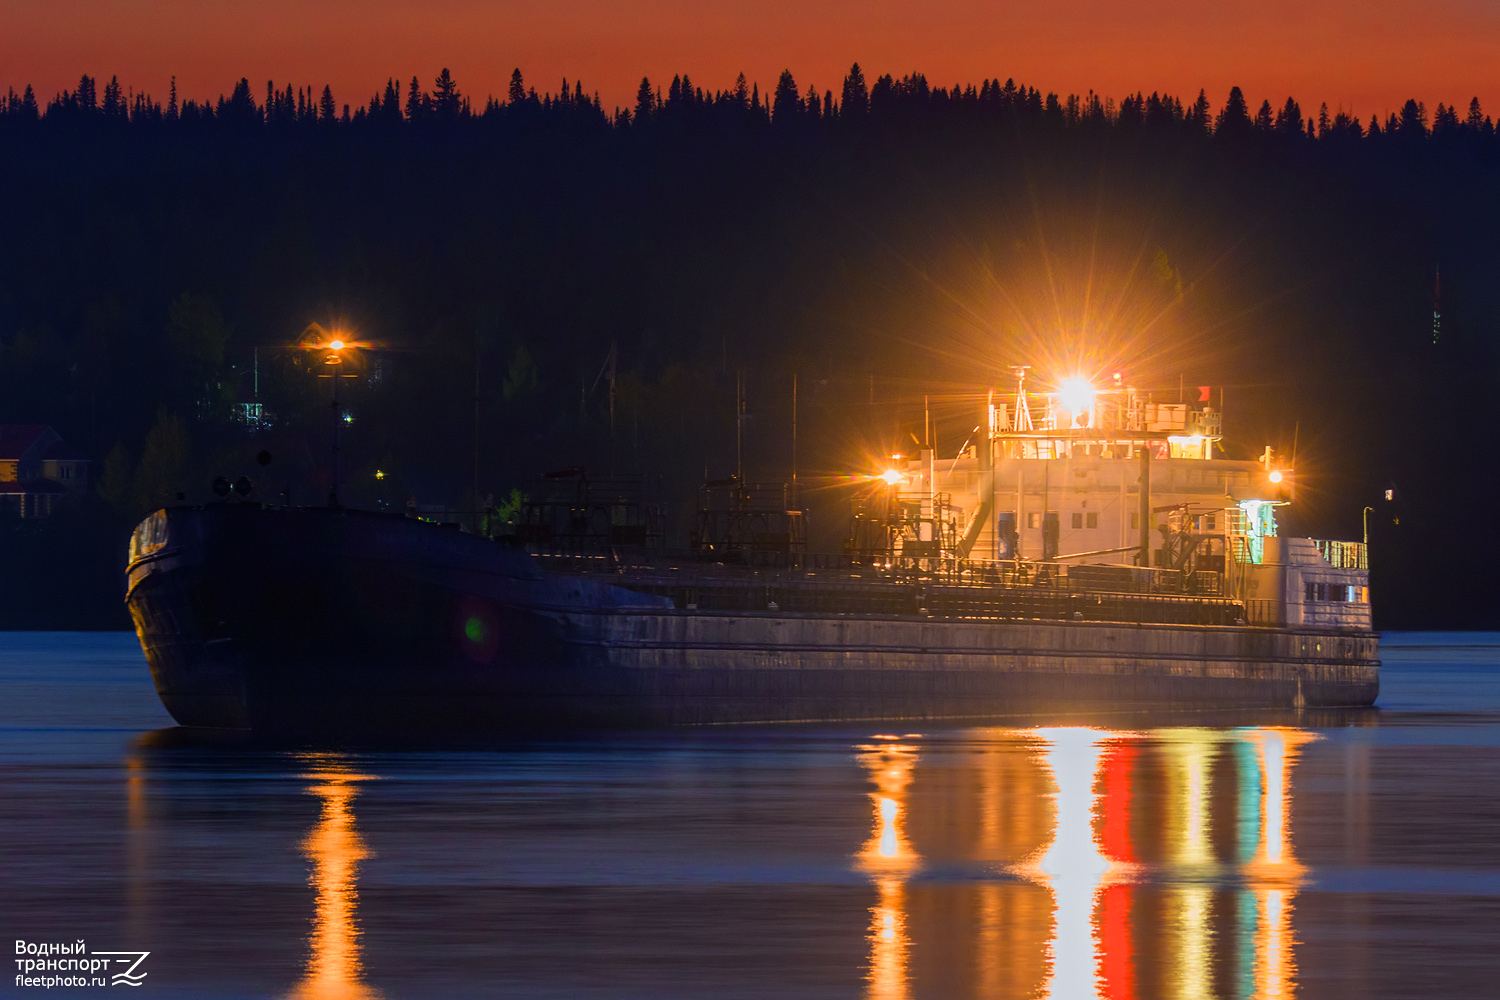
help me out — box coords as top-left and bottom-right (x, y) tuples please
(4, 632), (1499, 998)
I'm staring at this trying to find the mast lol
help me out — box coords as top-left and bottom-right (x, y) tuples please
(1432, 265), (1442, 345)
(1138, 445), (1151, 567)
(1011, 366), (1033, 433)
(473, 332), (481, 531)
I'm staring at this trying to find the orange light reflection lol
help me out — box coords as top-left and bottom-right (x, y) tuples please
(856, 741), (920, 1000)
(285, 755), (382, 1000)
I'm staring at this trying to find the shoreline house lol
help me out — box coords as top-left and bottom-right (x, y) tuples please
(0, 425), (90, 518)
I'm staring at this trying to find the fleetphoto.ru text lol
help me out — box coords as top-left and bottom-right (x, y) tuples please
(15, 940), (149, 989)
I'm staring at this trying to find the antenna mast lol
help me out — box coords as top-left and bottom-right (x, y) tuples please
(1432, 265), (1442, 345)
(1010, 365), (1033, 432)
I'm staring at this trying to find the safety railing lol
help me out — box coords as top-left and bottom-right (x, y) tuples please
(1313, 539), (1367, 569)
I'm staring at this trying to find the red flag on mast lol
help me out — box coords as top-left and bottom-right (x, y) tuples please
(1197, 385), (1211, 402)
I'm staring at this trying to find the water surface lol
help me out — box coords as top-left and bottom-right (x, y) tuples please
(4, 631), (1499, 998)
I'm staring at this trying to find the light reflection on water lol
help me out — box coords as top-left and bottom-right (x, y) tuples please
(856, 739), (920, 1000)
(17, 634), (1500, 998)
(853, 726), (1316, 1000)
(285, 756), (381, 1000)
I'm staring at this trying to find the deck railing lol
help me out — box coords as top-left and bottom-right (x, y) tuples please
(530, 549), (1265, 629)
(1313, 539), (1368, 569)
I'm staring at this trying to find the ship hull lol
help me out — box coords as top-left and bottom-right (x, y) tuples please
(126, 507), (1379, 732)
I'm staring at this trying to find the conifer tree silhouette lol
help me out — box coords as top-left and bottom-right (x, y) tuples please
(433, 68), (462, 120)
(1214, 86), (1250, 137)
(841, 63), (868, 117)
(75, 74), (97, 113)
(405, 76), (426, 120)
(772, 70), (800, 121)
(634, 77), (654, 122)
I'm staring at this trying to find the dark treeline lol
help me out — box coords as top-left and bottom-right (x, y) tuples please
(2, 65), (1497, 628)
(5, 65), (1495, 145)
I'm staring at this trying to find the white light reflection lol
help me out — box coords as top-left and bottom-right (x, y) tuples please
(1016, 727), (1130, 1000)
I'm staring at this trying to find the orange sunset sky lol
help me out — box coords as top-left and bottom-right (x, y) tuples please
(3, 0), (1496, 119)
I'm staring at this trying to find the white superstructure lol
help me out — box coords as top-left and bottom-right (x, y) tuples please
(876, 372), (1369, 629)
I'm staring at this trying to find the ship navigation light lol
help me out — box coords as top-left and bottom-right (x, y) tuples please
(1265, 467), (1295, 502)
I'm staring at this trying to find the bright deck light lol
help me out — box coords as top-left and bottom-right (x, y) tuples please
(1269, 470), (1284, 484)
(329, 340), (345, 351)
(881, 469), (903, 485)
(1056, 376), (1095, 414)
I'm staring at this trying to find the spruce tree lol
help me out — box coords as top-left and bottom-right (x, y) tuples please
(732, 73), (750, 110)
(634, 77), (654, 121)
(432, 68), (461, 120)
(405, 76), (426, 120)
(1397, 99), (1427, 139)
(1214, 86), (1249, 136)
(381, 78), (401, 122)
(1433, 102), (1459, 139)
(1254, 99), (1274, 131)
(75, 74), (97, 113)
(841, 63), (869, 117)
(772, 70), (801, 122)
(102, 75), (124, 118)
(1274, 97), (1301, 136)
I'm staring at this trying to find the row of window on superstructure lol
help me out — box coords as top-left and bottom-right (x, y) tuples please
(1305, 582), (1367, 603)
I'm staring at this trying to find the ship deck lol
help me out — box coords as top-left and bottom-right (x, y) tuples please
(531, 550), (1301, 631)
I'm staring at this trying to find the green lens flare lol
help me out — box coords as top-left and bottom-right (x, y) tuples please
(464, 616), (486, 643)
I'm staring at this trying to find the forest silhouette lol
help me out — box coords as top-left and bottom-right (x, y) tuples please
(1, 65), (1495, 628)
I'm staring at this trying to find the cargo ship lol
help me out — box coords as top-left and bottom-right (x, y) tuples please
(125, 369), (1377, 731)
